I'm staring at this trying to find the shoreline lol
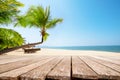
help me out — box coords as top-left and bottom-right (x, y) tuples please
(42, 48), (120, 53)
(43, 45), (120, 53)
(4, 48), (120, 57)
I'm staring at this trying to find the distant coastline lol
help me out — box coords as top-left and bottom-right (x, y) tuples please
(40, 45), (120, 53)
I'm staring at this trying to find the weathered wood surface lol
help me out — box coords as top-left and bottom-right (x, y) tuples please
(0, 55), (120, 80)
(0, 55), (21, 60)
(80, 56), (120, 80)
(88, 56), (120, 73)
(101, 56), (120, 60)
(72, 56), (98, 79)
(0, 55), (36, 64)
(47, 56), (71, 80)
(0, 57), (54, 80)
(0, 56), (50, 73)
(20, 57), (63, 80)
(92, 56), (120, 65)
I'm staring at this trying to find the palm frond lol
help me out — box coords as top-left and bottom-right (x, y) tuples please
(14, 5), (63, 43)
(46, 18), (63, 29)
(43, 32), (49, 41)
(43, 6), (50, 26)
(0, 28), (24, 50)
(0, 0), (24, 25)
(14, 16), (27, 27)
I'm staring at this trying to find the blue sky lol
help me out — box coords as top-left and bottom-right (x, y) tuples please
(8, 0), (120, 46)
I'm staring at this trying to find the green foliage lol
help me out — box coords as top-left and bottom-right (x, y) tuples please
(15, 5), (63, 41)
(0, 0), (24, 50)
(46, 18), (63, 29)
(0, 0), (24, 24)
(43, 32), (49, 41)
(0, 28), (24, 50)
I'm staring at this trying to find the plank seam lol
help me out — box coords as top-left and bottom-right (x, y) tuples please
(89, 56), (120, 74)
(70, 56), (72, 80)
(78, 56), (99, 77)
(45, 57), (64, 80)
(0, 56), (39, 65)
(17, 57), (55, 80)
(0, 56), (41, 65)
(92, 56), (120, 66)
(0, 57), (51, 74)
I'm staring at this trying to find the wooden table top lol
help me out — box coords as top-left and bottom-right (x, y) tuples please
(0, 55), (120, 80)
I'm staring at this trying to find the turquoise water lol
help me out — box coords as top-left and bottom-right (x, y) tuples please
(42, 46), (120, 53)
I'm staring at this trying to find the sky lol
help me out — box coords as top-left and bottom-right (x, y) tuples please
(7, 0), (120, 46)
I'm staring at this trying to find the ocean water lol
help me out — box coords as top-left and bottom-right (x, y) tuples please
(42, 46), (120, 53)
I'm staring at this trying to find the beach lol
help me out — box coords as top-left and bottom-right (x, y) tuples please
(5, 48), (120, 57)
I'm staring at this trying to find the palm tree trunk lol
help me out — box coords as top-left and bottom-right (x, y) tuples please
(22, 28), (45, 47)
(27, 36), (44, 46)
(0, 29), (46, 54)
(0, 35), (44, 54)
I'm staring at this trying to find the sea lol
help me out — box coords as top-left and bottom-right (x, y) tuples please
(40, 46), (120, 53)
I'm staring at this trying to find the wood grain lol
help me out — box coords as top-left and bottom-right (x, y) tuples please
(0, 56), (37, 64)
(72, 56), (98, 79)
(47, 56), (71, 80)
(20, 56), (63, 80)
(80, 56), (120, 80)
(0, 56), (49, 73)
(0, 57), (54, 80)
(92, 56), (120, 65)
(88, 56), (120, 73)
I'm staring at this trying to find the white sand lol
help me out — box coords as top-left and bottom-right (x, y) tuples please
(5, 48), (120, 58)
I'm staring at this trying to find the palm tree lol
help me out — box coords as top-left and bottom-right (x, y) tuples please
(0, 0), (24, 24)
(15, 6), (63, 46)
(0, 0), (24, 51)
(0, 28), (24, 50)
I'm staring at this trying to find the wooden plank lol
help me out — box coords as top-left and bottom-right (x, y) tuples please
(80, 56), (120, 80)
(20, 56), (63, 80)
(92, 56), (120, 65)
(72, 56), (98, 79)
(100, 56), (120, 61)
(0, 55), (38, 65)
(0, 57), (54, 80)
(47, 56), (71, 80)
(0, 55), (21, 60)
(102, 56), (120, 60)
(0, 56), (50, 74)
(88, 56), (120, 73)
